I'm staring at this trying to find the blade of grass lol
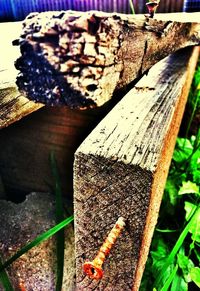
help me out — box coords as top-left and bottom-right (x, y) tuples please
(129, 0), (135, 14)
(0, 256), (14, 291)
(160, 264), (178, 291)
(50, 152), (65, 291)
(154, 206), (199, 288)
(156, 229), (177, 233)
(0, 215), (74, 272)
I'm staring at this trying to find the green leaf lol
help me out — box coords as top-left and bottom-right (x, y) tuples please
(156, 229), (177, 233)
(184, 202), (200, 242)
(173, 138), (193, 163)
(189, 150), (200, 184)
(178, 181), (199, 195)
(194, 249), (200, 263)
(184, 202), (197, 221)
(0, 215), (74, 272)
(190, 267), (200, 288)
(150, 237), (174, 288)
(177, 253), (194, 282)
(170, 272), (188, 291)
(151, 238), (169, 275)
(154, 206), (200, 288)
(50, 152), (65, 291)
(165, 178), (179, 206)
(160, 264), (178, 291)
(0, 256), (14, 291)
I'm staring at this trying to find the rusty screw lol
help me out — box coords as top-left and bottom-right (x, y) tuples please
(83, 217), (126, 280)
(146, 1), (159, 18)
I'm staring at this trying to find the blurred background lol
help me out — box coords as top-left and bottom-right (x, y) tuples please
(1, 0), (199, 22)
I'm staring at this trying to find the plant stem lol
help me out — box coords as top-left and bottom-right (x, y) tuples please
(129, 0), (135, 14)
(160, 264), (178, 291)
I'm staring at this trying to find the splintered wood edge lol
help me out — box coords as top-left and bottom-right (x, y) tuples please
(0, 21), (43, 129)
(132, 46), (200, 291)
(0, 89), (43, 129)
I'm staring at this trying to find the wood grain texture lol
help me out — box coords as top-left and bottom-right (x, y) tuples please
(11, 11), (200, 109)
(0, 22), (43, 129)
(0, 103), (115, 199)
(73, 46), (199, 290)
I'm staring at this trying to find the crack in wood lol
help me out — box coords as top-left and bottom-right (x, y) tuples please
(12, 11), (200, 109)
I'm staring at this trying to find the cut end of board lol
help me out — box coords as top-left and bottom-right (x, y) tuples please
(14, 10), (123, 109)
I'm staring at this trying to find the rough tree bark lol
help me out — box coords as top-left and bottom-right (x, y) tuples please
(0, 12), (199, 128)
(15, 11), (200, 108)
(73, 46), (199, 290)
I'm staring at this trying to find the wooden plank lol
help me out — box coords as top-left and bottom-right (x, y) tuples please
(15, 11), (200, 108)
(73, 46), (199, 290)
(0, 22), (43, 128)
(0, 12), (200, 129)
(0, 103), (114, 199)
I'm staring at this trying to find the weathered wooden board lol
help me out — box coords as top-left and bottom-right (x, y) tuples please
(0, 12), (200, 128)
(73, 46), (199, 290)
(0, 104), (114, 199)
(0, 22), (43, 128)
(14, 11), (200, 108)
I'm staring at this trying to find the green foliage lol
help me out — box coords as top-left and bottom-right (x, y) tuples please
(140, 61), (200, 290)
(50, 152), (65, 291)
(0, 256), (14, 291)
(190, 267), (200, 288)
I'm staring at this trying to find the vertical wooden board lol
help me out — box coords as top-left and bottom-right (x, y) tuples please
(0, 103), (114, 198)
(73, 47), (199, 290)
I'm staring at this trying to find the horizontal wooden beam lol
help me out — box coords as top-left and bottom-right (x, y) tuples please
(15, 11), (200, 108)
(73, 46), (199, 290)
(0, 22), (43, 129)
(0, 12), (199, 127)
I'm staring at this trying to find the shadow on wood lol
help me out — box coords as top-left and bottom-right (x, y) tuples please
(0, 104), (115, 201)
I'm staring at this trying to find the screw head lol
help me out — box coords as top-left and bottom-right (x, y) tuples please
(146, 2), (159, 17)
(83, 261), (103, 280)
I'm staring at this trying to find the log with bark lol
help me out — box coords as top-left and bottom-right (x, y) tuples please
(14, 11), (200, 109)
(1, 12), (200, 128)
(73, 46), (199, 290)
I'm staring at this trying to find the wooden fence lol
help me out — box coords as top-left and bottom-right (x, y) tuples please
(0, 0), (185, 21)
